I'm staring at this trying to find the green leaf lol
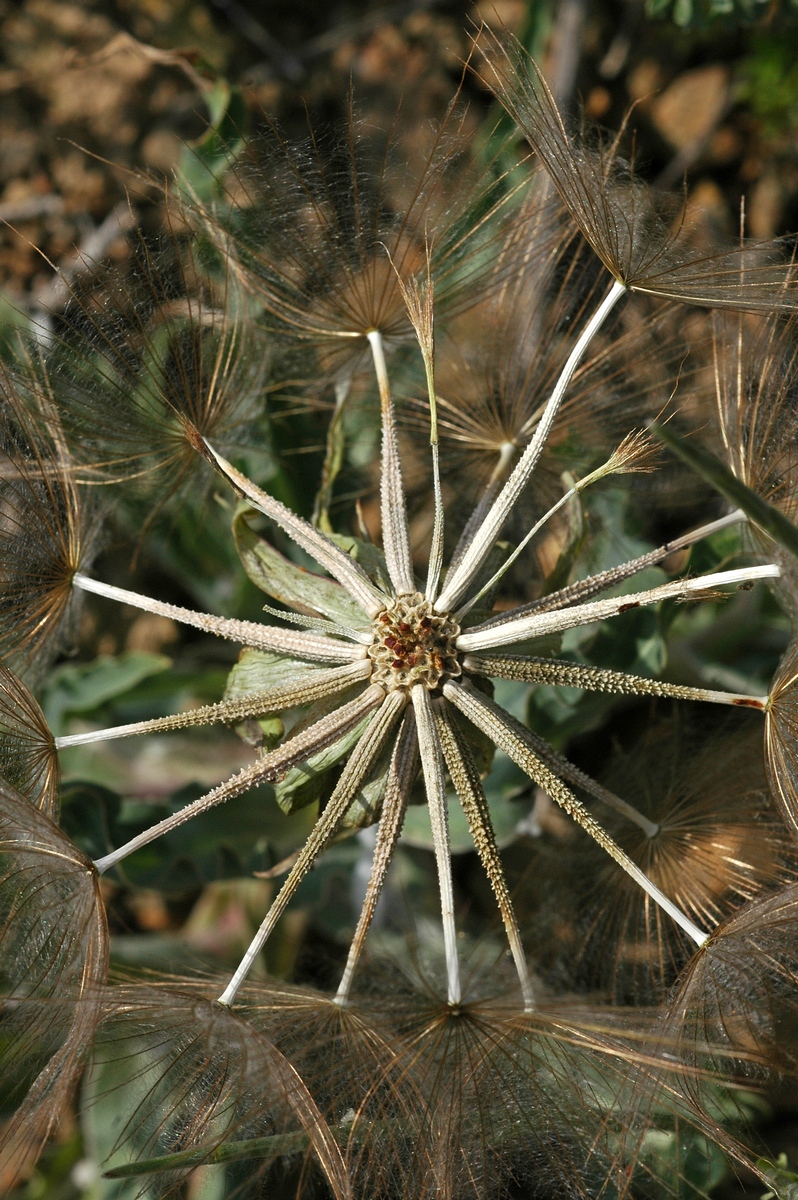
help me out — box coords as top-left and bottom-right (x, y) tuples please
(0, 291), (33, 357)
(225, 651), (383, 821)
(651, 420), (798, 559)
(758, 1153), (798, 1200)
(60, 777), (317, 894)
(176, 78), (247, 203)
(336, 739), (392, 835)
(101, 1113), (397, 1178)
(641, 1127), (730, 1198)
(327, 531), (392, 593)
(225, 647), (329, 698)
(635, 632), (668, 675)
(644, 0), (781, 25)
(82, 1052), (170, 1199)
(742, 35), (798, 136)
(103, 1130), (311, 1177)
(42, 652), (172, 734)
(274, 703), (372, 815)
(233, 503), (369, 628)
(400, 782), (532, 859)
(59, 781), (125, 863)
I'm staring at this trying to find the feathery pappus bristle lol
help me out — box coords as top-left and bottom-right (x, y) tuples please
(89, 977), (351, 1199)
(765, 638), (798, 840)
(539, 718), (797, 1004)
(0, 664), (59, 818)
(0, 362), (103, 685)
(185, 95), (536, 384)
(476, 26), (798, 313)
(659, 881), (798, 1085)
(41, 220), (272, 506)
(0, 778), (108, 1185)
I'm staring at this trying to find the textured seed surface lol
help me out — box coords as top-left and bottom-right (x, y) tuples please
(368, 593), (461, 692)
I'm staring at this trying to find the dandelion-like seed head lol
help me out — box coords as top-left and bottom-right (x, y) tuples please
(5, 39), (798, 1199)
(368, 595), (461, 693)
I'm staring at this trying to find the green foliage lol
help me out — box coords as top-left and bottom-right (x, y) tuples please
(272, 705), (370, 816)
(0, 293), (32, 359)
(176, 76), (247, 203)
(401, 766), (530, 853)
(759, 1153), (798, 1200)
(741, 33), (798, 135)
(641, 1127), (731, 1197)
(4, 1128), (88, 1200)
(646, 0), (797, 28)
(42, 653), (172, 736)
(60, 779), (315, 894)
(233, 503), (369, 629)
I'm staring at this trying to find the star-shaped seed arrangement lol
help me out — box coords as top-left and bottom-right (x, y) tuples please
(50, 300), (778, 1017)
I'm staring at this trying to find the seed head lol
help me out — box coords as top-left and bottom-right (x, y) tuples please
(368, 595), (461, 692)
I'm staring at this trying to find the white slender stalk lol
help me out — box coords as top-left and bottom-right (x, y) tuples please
(454, 484), (576, 622)
(472, 508), (748, 634)
(476, 705), (661, 840)
(259, 602), (373, 645)
(447, 441), (517, 576)
(419, 305), (444, 602)
(73, 573), (364, 664)
(443, 680), (709, 947)
(457, 564), (780, 653)
(93, 759), (278, 875)
(568, 774), (660, 839)
(412, 684), (461, 1006)
(455, 437), (656, 623)
(367, 330), (415, 596)
(217, 689), (406, 1008)
(93, 685), (385, 875)
(436, 279), (627, 613)
(494, 441), (518, 481)
(334, 709), (418, 1006)
(55, 660), (372, 748)
(202, 440), (388, 617)
(434, 701), (536, 1010)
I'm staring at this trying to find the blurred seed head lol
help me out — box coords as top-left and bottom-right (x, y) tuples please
(710, 311), (798, 615)
(0, 363), (103, 685)
(186, 98), (536, 389)
(0, 777), (108, 1184)
(91, 976), (353, 1199)
(398, 238), (686, 577)
(765, 638), (798, 840)
(44, 222), (272, 508)
(550, 718), (796, 1004)
(0, 664), (59, 818)
(478, 26), (798, 312)
(712, 313), (798, 522)
(661, 882), (798, 1083)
